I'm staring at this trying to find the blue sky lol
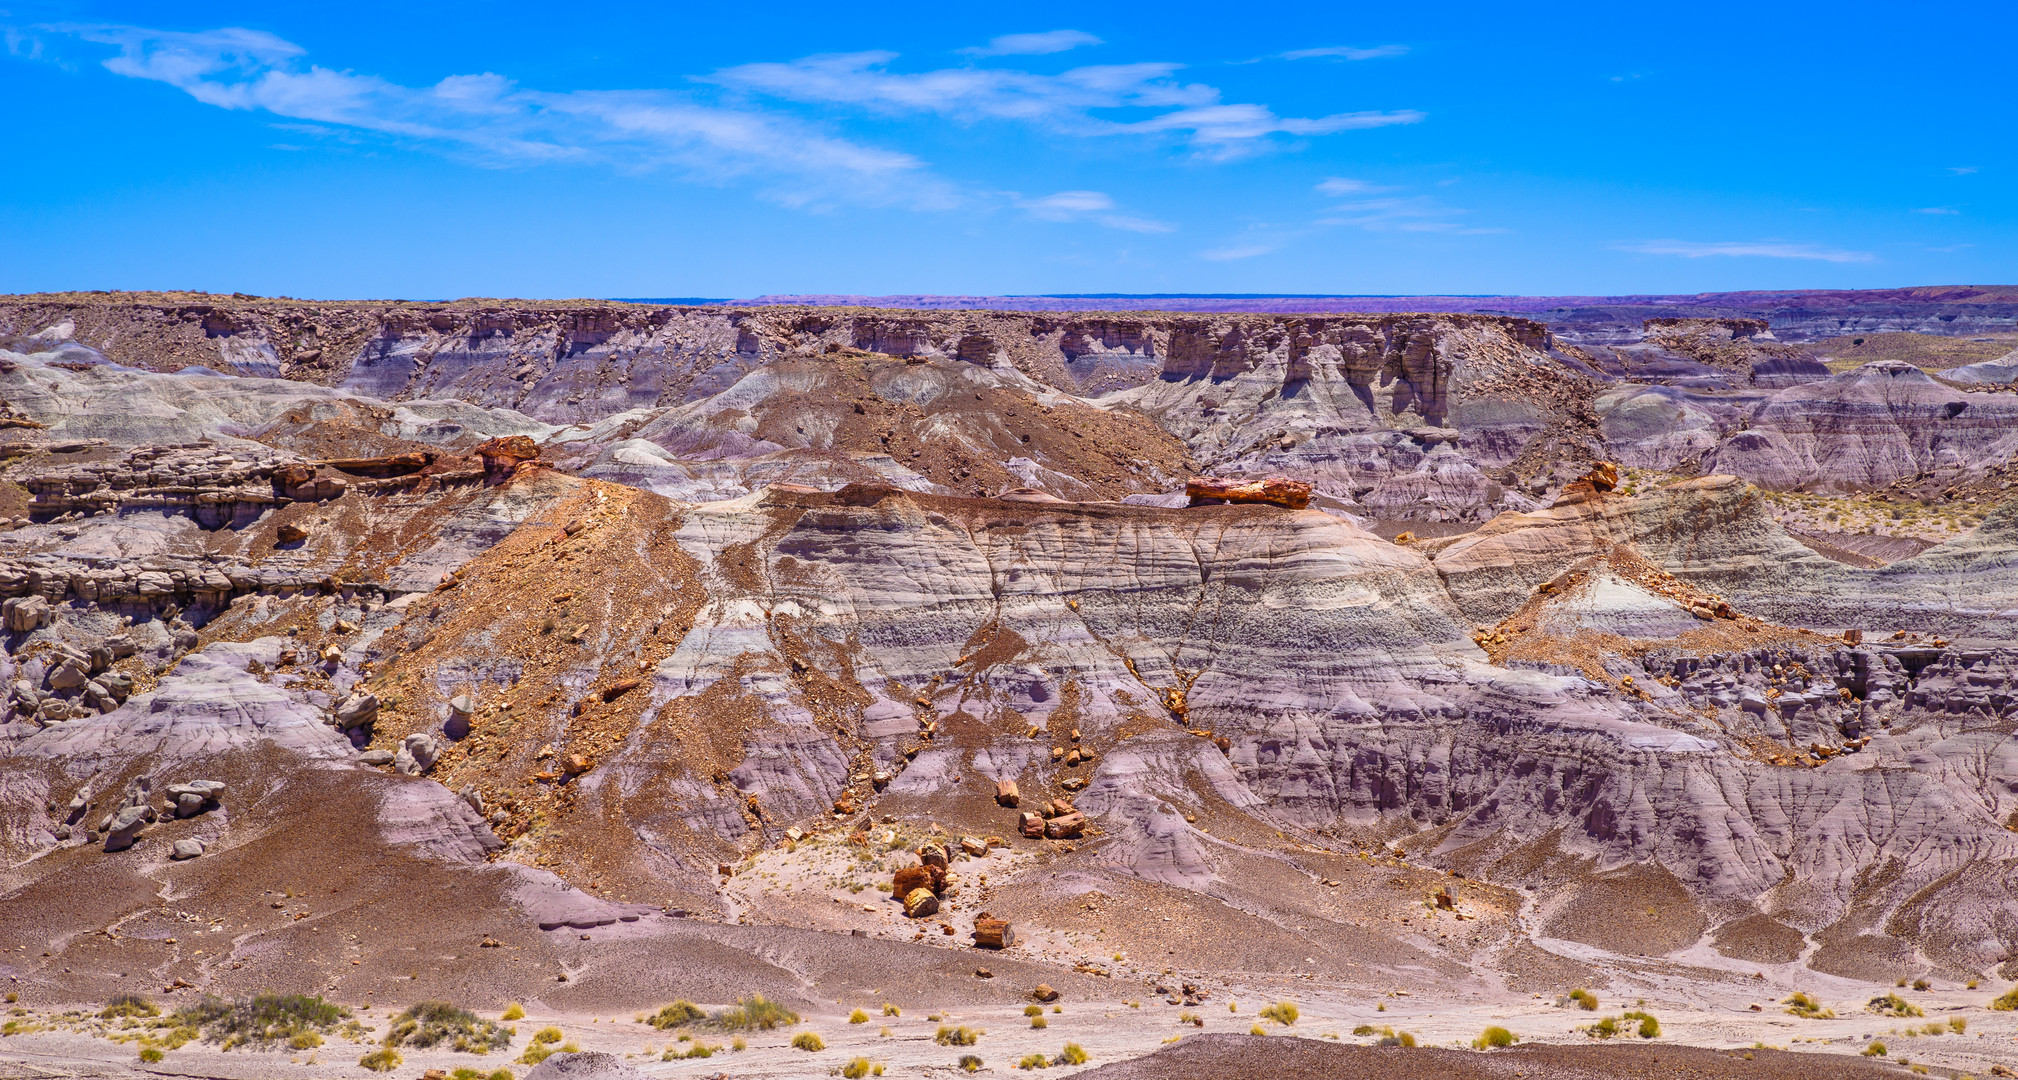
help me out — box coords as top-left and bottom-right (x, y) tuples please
(1, 1), (2011, 299)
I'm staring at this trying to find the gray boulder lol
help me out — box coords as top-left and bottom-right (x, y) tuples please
(169, 838), (205, 860)
(523, 1051), (646, 1080)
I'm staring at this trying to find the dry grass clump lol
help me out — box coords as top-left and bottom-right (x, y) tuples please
(1257, 1001), (1299, 1026)
(386, 1001), (512, 1053)
(1782, 992), (1834, 1019)
(1058, 1043), (1088, 1065)
(958, 1055), (983, 1072)
(648, 1001), (704, 1029)
(1567, 988), (1598, 1011)
(1473, 1025), (1517, 1049)
(936, 1024), (982, 1046)
(101, 995), (160, 1020)
(501, 1003), (525, 1022)
(1868, 993), (1924, 1017)
(1991, 986), (2018, 1011)
(359, 1047), (402, 1072)
(882, 1003), (901, 1017)
(173, 993), (352, 1050)
(714, 995), (798, 1031)
(449, 1069), (512, 1080)
(790, 1031), (825, 1052)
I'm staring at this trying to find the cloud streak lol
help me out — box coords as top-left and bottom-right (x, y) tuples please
(1621, 239), (1876, 263)
(712, 51), (1422, 158)
(1280, 44), (1408, 61)
(1014, 190), (1173, 233)
(963, 30), (1101, 57)
(56, 23), (956, 209)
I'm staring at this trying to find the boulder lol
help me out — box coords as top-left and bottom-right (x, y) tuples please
(169, 838), (205, 860)
(395, 732), (440, 775)
(522, 1051), (648, 1080)
(1031, 984), (1060, 1002)
(475, 435), (541, 481)
(1184, 475), (1312, 510)
(918, 843), (950, 870)
(358, 749), (395, 766)
(904, 887), (939, 919)
(333, 691), (379, 730)
(276, 522), (310, 544)
(994, 779), (1020, 807)
(103, 803), (150, 852)
(892, 865), (935, 899)
(959, 835), (988, 857)
(3, 595), (50, 632)
(971, 918), (1014, 949)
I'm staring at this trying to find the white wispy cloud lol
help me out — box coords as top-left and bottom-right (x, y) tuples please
(711, 51), (1422, 158)
(1912, 206), (1960, 215)
(1621, 240), (1875, 263)
(1014, 190), (1173, 233)
(54, 23), (957, 209)
(963, 30), (1101, 57)
(1279, 45), (1408, 61)
(1948, 166), (1978, 175)
(1312, 178), (1495, 234)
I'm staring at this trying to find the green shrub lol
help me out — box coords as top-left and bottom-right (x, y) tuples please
(1058, 1043), (1088, 1065)
(1622, 1011), (1659, 1038)
(1568, 988), (1598, 1011)
(1862, 1040), (1887, 1057)
(138, 1047), (164, 1062)
(1030, 1015), (1048, 1029)
(842, 1058), (877, 1079)
(713, 995), (798, 1031)
(517, 1043), (555, 1066)
(1584, 1016), (1620, 1039)
(849, 1009), (870, 1025)
(289, 1031), (323, 1050)
(1912, 979), (1930, 991)
(936, 1025), (981, 1046)
(1868, 993), (1924, 1017)
(501, 1004), (525, 1022)
(649, 1001), (704, 1029)
(1017, 1053), (1049, 1070)
(102, 995), (160, 1020)
(958, 1055), (982, 1072)
(360, 1047), (402, 1072)
(452, 1069), (509, 1080)
(1025, 1005), (1043, 1017)
(790, 1031), (824, 1052)
(173, 994), (351, 1049)
(1249, 1023), (1267, 1035)
(1782, 992), (1834, 1019)
(1473, 1025), (1517, 1049)
(386, 1001), (511, 1053)
(1258, 1001), (1298, 1026)
(533, 1027), (563, 1045)
(1376, 1030), (1416, 1047)
(1991, 987), (2018, 1011)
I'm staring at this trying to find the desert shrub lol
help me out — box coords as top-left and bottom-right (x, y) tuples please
(790, 1031), (824, 1051)
(1025, 1005), (1043, 1017)
(1030, 1015), (1047, 1029)
(1863, 1041), (1888, 1057)
(1017, 1053), (1049, 1069)
(1473, 1026), (1517, 1049)
(1249, 1024), (1267, 1035)
(386, 1001), (511, 1053)
(842, 1058), (876, 1079)
(1058, 1043), (1088, 1065)
(360, 1047), (403, 1072)
(714, 995), (798, 1030)
(666, 1043), (715, 1059)
(517, 1042), (557, 1066)
(1782, 992), (1834, 1019)
(1352, 1024), (1378, 1036)
(1868, 993), (1924, 1017)
(102, 995), (160, 1020)
(1258, 1001), (1298, 1026)
(936, 1024), (981, 1046)
(1568, 988), (1598, 1011)
(138, 1047), (165, 1063)
(958, 1055), (982, 1072)
(1622, 1011), (1660, 1038)
(850, 1009), (870, 1024)
(450, 1069), (511, 1080)
(1950, 1017), (1967, 1033)
(649, 1001), (704, 1029)
(174, 994), (351, 1050)
(882, 1003), (901, 1017)
(1912, 978), (1930, 991)
(501, 1003), (525, 1022)
(1991, 986), (2018, 1011)
(732, 1036), (747, 1052)
(289, 1031), (324, 1050)
(533, 1027), (563, 1044)
(1584, 1016), (1621, 1039)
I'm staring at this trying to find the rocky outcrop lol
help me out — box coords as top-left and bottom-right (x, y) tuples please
(1701, 360), (2018, 490)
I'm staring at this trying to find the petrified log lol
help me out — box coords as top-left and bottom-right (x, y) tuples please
(904, 888), (939, 918)
(971, 918), (1015, 949)
(1044, 812), (1085, 840)
(893, 865), (935, 899)
(995, 779), (1020, 807)
(1184, 475), (1312, 510)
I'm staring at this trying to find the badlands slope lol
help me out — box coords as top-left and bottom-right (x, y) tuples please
(0, 295), (2015, 1079)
